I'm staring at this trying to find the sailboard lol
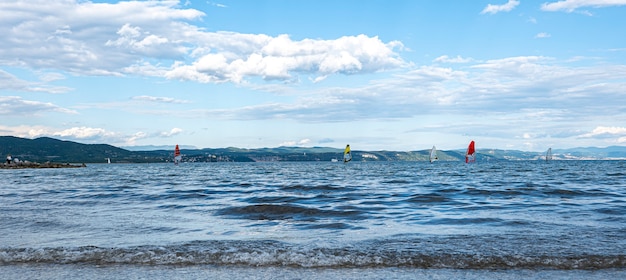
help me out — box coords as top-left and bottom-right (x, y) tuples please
(429, 146), (438, 163)
(546, 147), (552, 161)
(174, 144), (182, 165)
(465, 140), (476, 163)
(343, 144), (352, 163)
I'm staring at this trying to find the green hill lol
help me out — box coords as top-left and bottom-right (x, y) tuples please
(0, 136), (140, 163)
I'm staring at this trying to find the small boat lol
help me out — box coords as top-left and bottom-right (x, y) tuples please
(429, 146), (438, 163)
(106, 158), (111, 164)
(174, 144), (182, 165)
(546, 148), (552, 161)
(343, 144), (352, 163)
(465, 140), (476, 163)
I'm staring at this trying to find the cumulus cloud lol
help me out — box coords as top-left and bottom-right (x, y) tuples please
(481, 0), (520, 14)
(0, 123), (186, 146)
(0, 0), (204, 75)
(165, 34), (405, 83)
(3, 124), (125, 144)
(0, 1), (405, 84)
(0, 96), (77, 116)
(541, 0), (626, 12)
(53, 126), (116, 140)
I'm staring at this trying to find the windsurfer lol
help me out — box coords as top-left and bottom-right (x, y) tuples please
(343, 144), (352, 163)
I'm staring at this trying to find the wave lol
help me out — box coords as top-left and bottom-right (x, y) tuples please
(215, 204), (367, 221)
(1, 241), (624, 269)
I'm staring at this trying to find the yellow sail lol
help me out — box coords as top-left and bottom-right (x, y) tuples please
(343, 144), (352, 163)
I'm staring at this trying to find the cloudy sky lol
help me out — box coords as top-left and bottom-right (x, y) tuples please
(1, 0), (625, 151)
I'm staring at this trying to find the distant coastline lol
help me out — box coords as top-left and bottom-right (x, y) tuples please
(1, 162), (86, 169)
(2, 136), (626, 164)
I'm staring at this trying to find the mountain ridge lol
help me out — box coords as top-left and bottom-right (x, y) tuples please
(1, 136), (625, 163)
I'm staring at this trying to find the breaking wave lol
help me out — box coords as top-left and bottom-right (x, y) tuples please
(2, 240), (625, 269)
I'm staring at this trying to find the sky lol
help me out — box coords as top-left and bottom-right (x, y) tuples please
(1, 0), (626, 151)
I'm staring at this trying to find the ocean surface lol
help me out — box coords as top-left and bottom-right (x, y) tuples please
(1, 160), (625, 279)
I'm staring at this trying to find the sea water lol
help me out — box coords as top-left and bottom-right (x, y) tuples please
(1, 161), (625, 279)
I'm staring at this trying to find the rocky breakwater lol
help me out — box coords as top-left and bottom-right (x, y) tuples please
(1, 162), (86, 169)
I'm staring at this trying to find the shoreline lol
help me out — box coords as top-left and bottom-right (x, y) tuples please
(1, 162), (86, 169)
(1, 264), (625, 280)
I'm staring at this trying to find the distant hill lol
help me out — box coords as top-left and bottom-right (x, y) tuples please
(555, 146), (626, 159)
(0, 136), (143, 163)
(1, 136), (625, 163)
(121, 144), (198, 151)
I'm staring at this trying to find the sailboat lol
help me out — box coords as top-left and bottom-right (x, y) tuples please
(106, 158), (111, 164)
(465, 140), (476, 163)
(343, 144), (352, 163)
(546, 148), (552, 161)
(429, 146), (438, 163)
(174, 144), (182, 165)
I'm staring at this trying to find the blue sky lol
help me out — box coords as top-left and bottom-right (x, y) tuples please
(1, 0), (626, 151)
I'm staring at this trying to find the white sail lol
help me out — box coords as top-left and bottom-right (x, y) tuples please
(429, 146), (438, 163)
(546, 148), (552, 161)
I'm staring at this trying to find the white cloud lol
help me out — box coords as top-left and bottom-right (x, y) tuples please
(132, 95), (189, 104)
(0, 124), (52, 139)
(579, 126), (626, 138)
(4, 124), (127, 144)
(127, 131), (148, 145)
(37, 72), (66, 83)
(0, 1), (204, 75)
(187, 55), (626, 128)
(279, 138), (311, 147)
(0, 96), (77, 115)
(167, 34), (405, 83)
(159, 128), (183, 137)
(0, 124), (185, 146)
(433, 55), (474, 63)
(208, 2), (227, 8)
(0, 1), (405, 84)
(541, 0), (626, 12)
(53, 126), (115, 139)
(535, 32), (552, 38)
(105, 23), (176, 56)
(0, 70), (71, 94)
(481, 0), (520, 14)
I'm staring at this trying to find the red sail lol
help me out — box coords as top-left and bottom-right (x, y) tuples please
(174, 145), (181, 157)
(465, 140), (475, 163)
